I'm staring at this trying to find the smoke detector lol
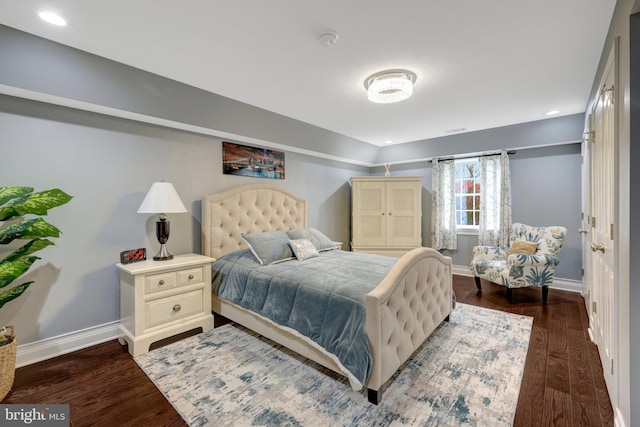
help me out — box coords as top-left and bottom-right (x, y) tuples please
(319, 30), (339, 47)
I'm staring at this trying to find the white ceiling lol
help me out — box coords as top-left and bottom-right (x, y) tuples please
(0, 1), (616, 146)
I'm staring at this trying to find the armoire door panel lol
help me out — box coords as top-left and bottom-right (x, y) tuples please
(388, 187), (416, 213)
(360, 187), (385, 212)
(390, 216), (416, 243)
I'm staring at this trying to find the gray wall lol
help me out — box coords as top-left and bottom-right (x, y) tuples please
(371, 144), (582, 280)
(0, 94), (366, 344)
(628, 5), (640, 426)
(0, 24), (379, 165)
(376, 114), (584, 164)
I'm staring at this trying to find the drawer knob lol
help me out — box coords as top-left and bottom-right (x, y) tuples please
(173, 304), (181, 312)
(159, 280), (165, 285)
(188, 274), (194, 280)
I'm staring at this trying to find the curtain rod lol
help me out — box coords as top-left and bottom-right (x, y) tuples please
(427, 150), (516, 163)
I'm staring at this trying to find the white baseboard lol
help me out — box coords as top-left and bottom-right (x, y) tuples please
(16, 321), (120, 368)
(453, 264), (583, 293)
(452, 264), (474, 277)
(549, 278), (583, 293)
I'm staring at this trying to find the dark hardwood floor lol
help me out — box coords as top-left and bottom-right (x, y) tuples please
(4, 275), (613, 426)
(457, 276), (614, 427)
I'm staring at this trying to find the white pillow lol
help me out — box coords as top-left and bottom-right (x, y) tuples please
(289, 238), (320, 261)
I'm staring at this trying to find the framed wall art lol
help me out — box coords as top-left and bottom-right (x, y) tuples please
(222, 141), (285, 179)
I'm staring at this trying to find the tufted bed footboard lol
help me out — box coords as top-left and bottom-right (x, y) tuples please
(365, 247), (452, 403)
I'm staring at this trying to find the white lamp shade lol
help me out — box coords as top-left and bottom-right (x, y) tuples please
(137, 182), (187, 214)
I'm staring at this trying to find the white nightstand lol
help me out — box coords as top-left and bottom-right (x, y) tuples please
(116, 253), (215, 356)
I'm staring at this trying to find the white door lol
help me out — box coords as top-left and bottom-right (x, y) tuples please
(589, 46), (617, 404)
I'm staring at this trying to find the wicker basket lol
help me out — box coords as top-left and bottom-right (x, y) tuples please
(0, 325), (16, 401)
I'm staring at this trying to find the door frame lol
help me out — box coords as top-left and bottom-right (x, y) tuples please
(584, 39), (619, 411)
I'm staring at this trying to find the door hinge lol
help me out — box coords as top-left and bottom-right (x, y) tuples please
(611, 223), (615, 239)
(591, 216), (596, 228)
(600, 85), (615, 102)
(581, 268), (585, 276)
(592, 301), (597, 313)
(610, 85), (615, 106)
(611, 358), (614, 375)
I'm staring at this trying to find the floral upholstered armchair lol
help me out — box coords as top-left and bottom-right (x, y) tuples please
(470, 223), (567, 303)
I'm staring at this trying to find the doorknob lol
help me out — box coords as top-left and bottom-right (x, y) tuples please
(578, 228), (588, 234)
(590, 243), (605, 253)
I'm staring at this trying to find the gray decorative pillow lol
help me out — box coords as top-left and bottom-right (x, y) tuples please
(241, 231), (294, 265)
(289, 239), (320, 261)
(286, 227), (338, 252)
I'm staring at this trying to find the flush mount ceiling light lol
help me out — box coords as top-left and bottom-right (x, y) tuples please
(364, 69), (417, 104)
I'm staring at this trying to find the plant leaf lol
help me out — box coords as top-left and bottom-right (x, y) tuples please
(0, 256), (39, 288)
(0, 218), (61, 245)
(0, 187), (33, 207)
(0, 282), (33, 310)
(0, 188), (72, 221)
(3, 239), (54, 262)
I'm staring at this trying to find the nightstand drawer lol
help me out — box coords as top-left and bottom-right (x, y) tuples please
(145, 289), (203, 329)
(177, 267), (203, 286)
(145, 272), (176, 293)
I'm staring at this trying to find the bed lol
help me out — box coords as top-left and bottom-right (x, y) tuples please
(202, 183), (452, 404)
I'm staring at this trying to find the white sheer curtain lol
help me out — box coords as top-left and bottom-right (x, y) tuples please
(478, 151), (512, 246)
(431, 158), (457, 250)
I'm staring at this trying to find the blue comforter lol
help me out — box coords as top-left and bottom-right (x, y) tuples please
(211, 249), (397, 388)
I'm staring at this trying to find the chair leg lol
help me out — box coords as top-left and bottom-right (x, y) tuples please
(474, 276), (482, 292)
(542, 285), (549, 303)
(506, 288), (513, 304)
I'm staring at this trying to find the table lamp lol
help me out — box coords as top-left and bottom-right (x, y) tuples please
(137, 182), (187, 260)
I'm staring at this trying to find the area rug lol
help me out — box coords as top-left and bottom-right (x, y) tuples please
(135, 303), (532, 426)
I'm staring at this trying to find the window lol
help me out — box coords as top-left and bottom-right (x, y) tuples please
(454, 159), (480, 229)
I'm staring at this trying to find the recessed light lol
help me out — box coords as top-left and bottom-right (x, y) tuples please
(39, 11), (67, 26)
(385, 140), (394, 144)
(546, 110), (560, 116)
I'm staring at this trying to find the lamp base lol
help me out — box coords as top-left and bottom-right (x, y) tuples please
(153, 216), (173, 261)
(153, 243), (174, 261)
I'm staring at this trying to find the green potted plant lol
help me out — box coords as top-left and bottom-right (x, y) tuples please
(0, 186), (72, 400)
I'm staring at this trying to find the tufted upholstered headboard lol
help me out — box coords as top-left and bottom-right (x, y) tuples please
(202, 184), (307, 259)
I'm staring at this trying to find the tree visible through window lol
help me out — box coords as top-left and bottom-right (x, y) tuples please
(454, 159), (480, 227)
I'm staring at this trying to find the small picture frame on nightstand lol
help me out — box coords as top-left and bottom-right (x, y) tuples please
(120, 248), (146, 264)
